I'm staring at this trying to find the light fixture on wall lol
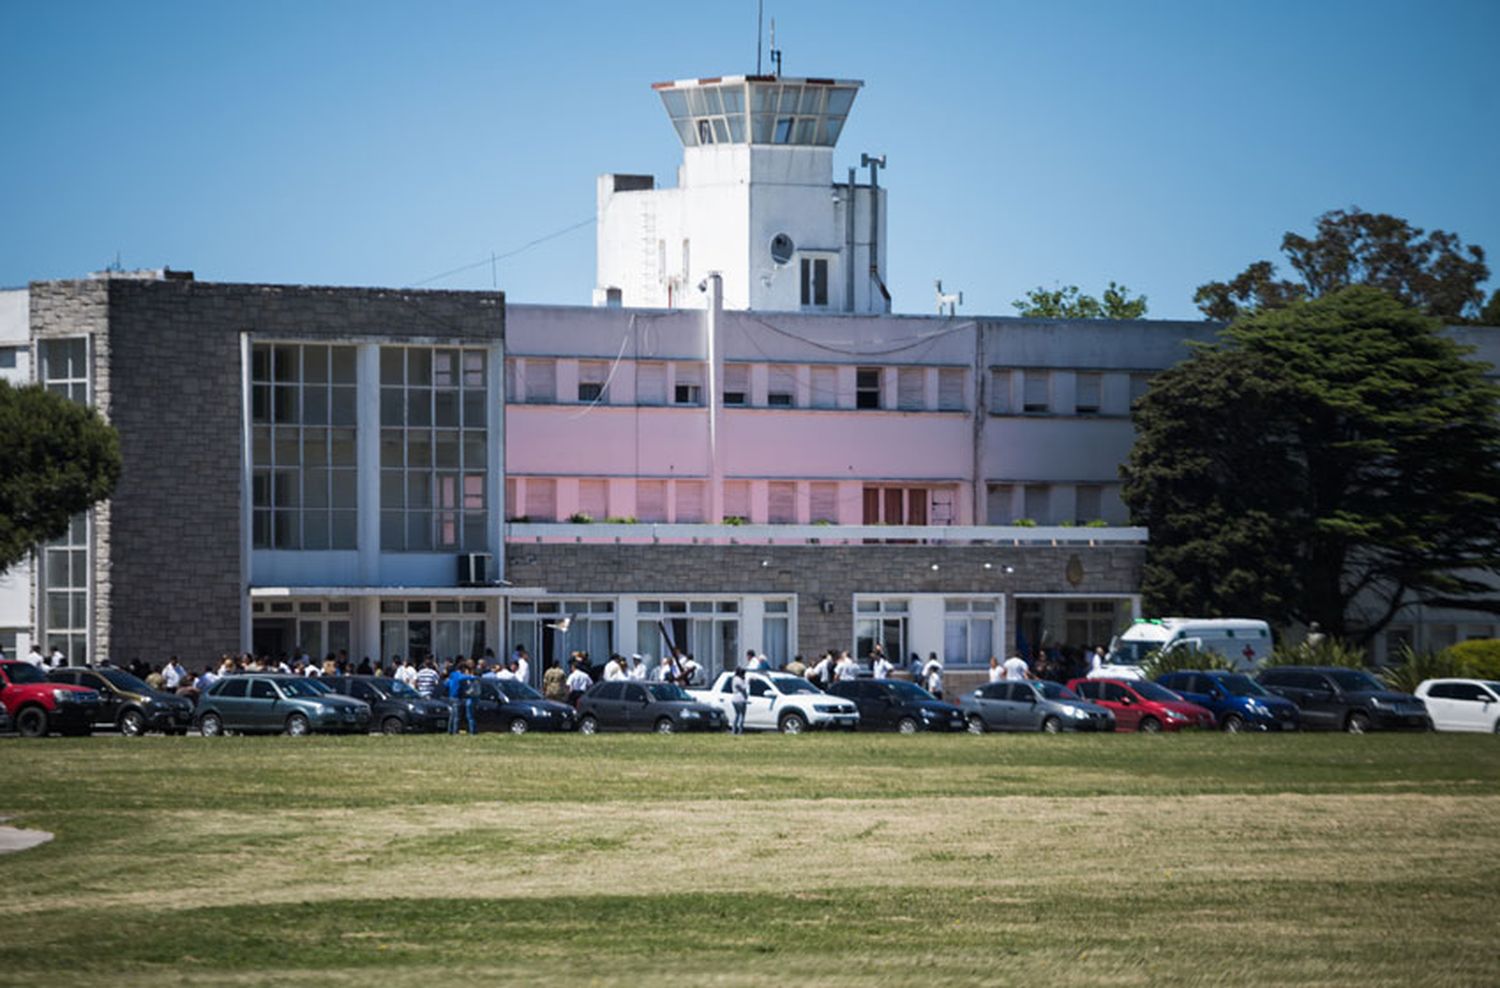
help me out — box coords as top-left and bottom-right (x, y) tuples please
(929, 563), (940, 571)
(760, 559), (770, 567)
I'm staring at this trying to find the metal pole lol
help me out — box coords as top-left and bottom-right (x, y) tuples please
(845, 166), (856, 312)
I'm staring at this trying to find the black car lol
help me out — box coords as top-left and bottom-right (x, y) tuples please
(827, 679), (969, 733)
(473, 678), (578, 733)
(578, 681), (726, 734)
(48, 665), (195, 735)
(319, 676), (451, 734)
(1257, 666), (1431, 733)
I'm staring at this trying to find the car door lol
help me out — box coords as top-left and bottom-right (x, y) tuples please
(1010, 683), (1047, 730)
(248, 678), (281, 731)
(621, 683), (650, 729)
(1447, 682), (1495, 732)
(1422, 682), (1463, 730)
(75, 671), (122, 727)
(1101, 682), (1141, 730)
(209, 678), (248, 728)
(970, 683), (1006, 729)
(1295, 672), (1344, 730)
(746, 677), (777, 730)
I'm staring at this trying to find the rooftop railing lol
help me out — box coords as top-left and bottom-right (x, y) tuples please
(505, 522), (1147, 546)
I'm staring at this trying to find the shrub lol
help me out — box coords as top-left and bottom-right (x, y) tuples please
(604, 516), (638, 524)
(568, 512), (593, 524)
(1380, 644), (1465, 694)
(722, 515), (747, 526)
(1085, 519), (1109, 528)
(1139, 647), (1235, 680)
(1012, 518), (1038, 527)
(1265, 636), (1369, 668)
(1448, 639), (1500, 680)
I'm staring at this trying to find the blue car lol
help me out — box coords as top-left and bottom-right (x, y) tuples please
(1157, 670), (1300, 732)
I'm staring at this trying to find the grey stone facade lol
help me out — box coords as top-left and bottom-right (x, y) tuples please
(29, 278), (503, 663)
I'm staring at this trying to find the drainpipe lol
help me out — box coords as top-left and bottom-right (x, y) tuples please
(703, 273), (724, 527)
(845, 167), (856, 313)
(861, 153), (889, 313)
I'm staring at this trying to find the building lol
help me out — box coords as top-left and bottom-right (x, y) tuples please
(0, 289), (34, 658)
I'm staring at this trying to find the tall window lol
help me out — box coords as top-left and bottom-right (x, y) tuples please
(1023, 371), (1050, 413)
(637, 599), (738, 680)
(674, 363), (703, 405)
(1075, 484), (1103, 523)
(578, 479), (608, 520)
(578, 361), (608, 403)
(637, 480), (667, 522)
(722, 364), (748, 406)
(863, 486), (929, 525)
(1023, 484), (1051, 524)
(38, 339), (91, 664)
(723, 481), (750, 523)
(380, 346), (488, 551)
(944, 599), (998, 666)
(762, 600), (791, 666)
(767, 365), (796, 406)
(986, 484), (1015, 524)
(251, 344), (358, 550)
(855, 598), (908, 664)
(989, 369), (1011, 413)
(39, 337), (88, 402)
(809, 482), (838, 524)
(511, 600), (614, 678)
(767, 481), (797, 523)
(855, 367), (882, 409)
(897, 367), (924, 410)
(523, 359), (555, 402)
(811, 366), (837, 409)
(637, 361), (667, 405)
(800, 257), (829, 306)
(675, 481), (706, 523)
(1075, 372), (1102, 414)
(937, 368), (965, 411)
(379, 599), (486, 664)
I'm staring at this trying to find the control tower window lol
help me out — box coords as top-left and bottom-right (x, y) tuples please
(800, 257), (829, 307)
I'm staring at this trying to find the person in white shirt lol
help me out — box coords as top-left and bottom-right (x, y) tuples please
(806, 652), (834, 687)
(1002, 654), (1032, 681)
(603, 655), (627, 681)
(656, 654), (678, 682)
(988, 656), (1004, 682)
(834, 651), (859, 682)
(564, 661), (592, 705)
(872, 651), (894, 680)
(924, 659), (944, 699)
(395, 658), (417, 686)
(515, 652), (530, 687)
(49, 646), (66, 669)
(162, 657), (185, 690)
(628, 654), (648, 680)
(25, 645), (46, 668)
(495, 662), (518, 681)
(1090, 647), (1105, 674)
(679, 654), (701, 686)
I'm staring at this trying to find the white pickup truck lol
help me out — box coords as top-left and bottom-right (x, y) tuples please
(689, 671), (860, 733)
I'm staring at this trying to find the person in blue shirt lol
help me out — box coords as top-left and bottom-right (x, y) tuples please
(446, 659), (478, 735)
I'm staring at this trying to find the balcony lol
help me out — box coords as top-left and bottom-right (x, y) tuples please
(505, 522), (1146, 547)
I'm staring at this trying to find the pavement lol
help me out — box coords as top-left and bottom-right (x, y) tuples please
(0, 817), (52, 854)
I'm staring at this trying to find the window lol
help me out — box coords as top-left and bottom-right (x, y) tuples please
(989, 369), (1011, 413)
(767, 365), (796, 407)
(811, 366), (837, 409)
(39, 338), (88, 403)
(1023, 485), (1050, 524)
(523, 359), (556, 403)
(1064, 600), (1121, 648)
(809, 482), (838, 524)
(897, 368), (924, 410)
(855, 598), (908, 663)
(723, 364), (748, 406)
(1075, 373), (1101, 414)
(767, 482), (797, 524)
(635, 598), (739, 680)
(41, 513), (88, 665)
(1023, 370), (1050, 413)
(380, 347), (488, 550)
(855, 368), (882, 409)
(525, 479), (556, 521)
(510, 600), (613, 675)
(800, 257), (829, 307)
(938, 368), (965, 411)
(637, 480), (667, 522)
(578, 361), (608, 403)
(723, 481), (750, 523)
(250, 680), (277, 700)
(944, 599), (998, 666)
(1075, 485), (1102, 524)
(578, 479), (608, 520)
(986, 484), (1015, 524)
(0, 346), (19, 369)
(762, 599), (791, 666)
(381, 598), (487, 664)
(251, 344), (358, 550)
(674, 363), (703, 405)
(637, 362), (667, 405)
(862, 486), (931, 525)
(675, 481), (706, 523)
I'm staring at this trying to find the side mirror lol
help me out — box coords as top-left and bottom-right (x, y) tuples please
(1119, 695), (1134, 705)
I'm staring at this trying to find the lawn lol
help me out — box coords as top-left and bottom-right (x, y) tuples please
(1, 732), (1498, 986)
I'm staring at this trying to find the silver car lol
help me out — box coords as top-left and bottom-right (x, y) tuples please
(959, 680), (1116, 733)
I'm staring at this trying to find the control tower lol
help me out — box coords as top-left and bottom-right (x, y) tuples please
(593, 75), (889, 314)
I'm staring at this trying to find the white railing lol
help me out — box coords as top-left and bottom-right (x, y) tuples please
(505, 522), (1147, 546)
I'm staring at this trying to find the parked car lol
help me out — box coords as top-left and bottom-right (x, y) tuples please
(319, 676), (451, 734)
(195, 674), (371, 736)
(1066, 677), (1216, 733)
(0, 660), (101, 737)
(474, 678), (579, 733)
(577, 681), (727, 734)
(826, 679), (968, 733)
(689, 671), (860, 733)
(1156, 670), (1300, 732)
(959, 680), (1115, 733)
(1257, 666), (1429, 733)
(1413, 679), (1500, 733)
(48, 665), (195, 735)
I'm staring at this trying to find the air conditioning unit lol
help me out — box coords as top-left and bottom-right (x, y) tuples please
(457, 552), (491, 586)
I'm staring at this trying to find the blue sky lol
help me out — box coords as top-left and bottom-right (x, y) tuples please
(2, 0), (1496, 319)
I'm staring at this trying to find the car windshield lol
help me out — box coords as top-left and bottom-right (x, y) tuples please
(646, 683), (691, 702)
(1105, 640), (1158, 666)
(1037, 682), (1080, 701)
(887, 681), (935, 702)
(1130, 681), (1181, 702)
(277, 679), (327, 698)
(1329, 670), (1384, 693)
(3, 663), (48, 685)
(500, 682), (544, 702)
(99, 668), (154, 693)
(1218, 674), (1269, 697)
(771, 675), (820, 695)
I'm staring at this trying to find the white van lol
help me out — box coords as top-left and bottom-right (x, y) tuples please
(1094, 618), (1274, 679)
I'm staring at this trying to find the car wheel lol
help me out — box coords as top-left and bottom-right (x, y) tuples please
(1345, 711), (1370, 734)
(509, 717), (530, 735)
(966, 714), (986, 734)
(119, 708), (146, 737)
(655, 717), (676, 734)
(896, 717), (919, 734)
(16, 707), (48, 738)
(381, 716), (405, 736)
(779, 712), (807, 735)
(1041, 716), (1062, 734)
(199, 712), (223, 738)
(1138, 716), (1162, 734)
(579, 714), (598, 735)
(1222, 714), (1244, 734)
(285, 713), (310, 737)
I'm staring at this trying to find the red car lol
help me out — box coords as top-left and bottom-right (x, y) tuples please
(1065, 677), (1216, 733)
(0, 660), (102, 737)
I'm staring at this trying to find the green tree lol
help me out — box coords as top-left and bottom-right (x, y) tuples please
(1012, 281), (1147, 319)
(1194, 208), (1490, 322)
(0, 381), (121, 572)
(1482, 289), (1500, 327)
(1122, 287), (1500, 643)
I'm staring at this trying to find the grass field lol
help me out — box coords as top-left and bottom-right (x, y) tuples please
(2, 732), (1498, 986)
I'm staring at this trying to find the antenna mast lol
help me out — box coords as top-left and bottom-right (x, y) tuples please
(756, 0), (764, 74)
(770, 18), (782, 77)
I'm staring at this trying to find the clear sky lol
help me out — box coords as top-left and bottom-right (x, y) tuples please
(2, 0), (1496, 320)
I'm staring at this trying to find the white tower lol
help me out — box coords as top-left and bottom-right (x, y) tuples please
(594, 75), (889, 314)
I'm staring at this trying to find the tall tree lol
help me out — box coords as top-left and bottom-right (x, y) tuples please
(1013, 281), (1148, 319)
(1194, 208), (1490, 323)
(1123, 287), (1500, 642)
(0, 381), (121, 572)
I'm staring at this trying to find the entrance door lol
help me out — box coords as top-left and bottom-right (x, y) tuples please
(252, 619), (295, 659)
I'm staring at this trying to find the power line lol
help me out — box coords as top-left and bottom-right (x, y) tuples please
(406, 217), (596, 288)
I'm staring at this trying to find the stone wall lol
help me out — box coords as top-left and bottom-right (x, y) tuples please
(30, 278), (504, 663)
(503, 540), (1144, 655)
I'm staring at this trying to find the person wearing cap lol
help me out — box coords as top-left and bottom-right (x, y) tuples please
(628, 654), (648, 680)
